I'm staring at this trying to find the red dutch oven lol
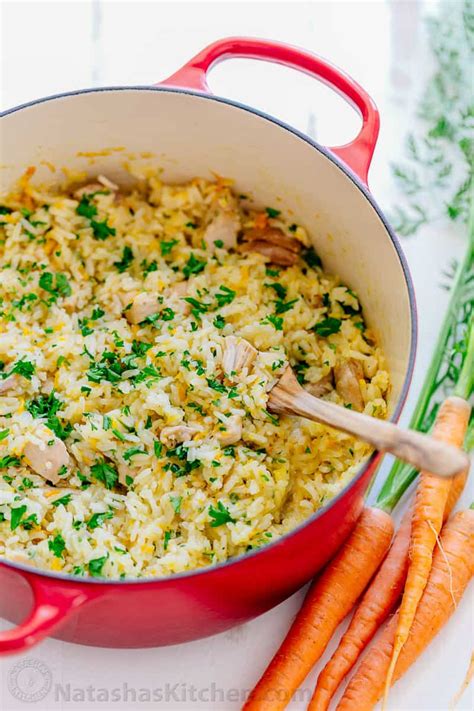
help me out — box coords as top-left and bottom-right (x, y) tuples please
(0, 37), (416, 654)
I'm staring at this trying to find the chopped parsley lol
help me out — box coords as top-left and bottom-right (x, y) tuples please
(302, 246), (322, 269)
(88, 554), (108, 577)
(160, 307), (175, 321)
(275, 298), (298, 314)
(52, 494), (72, 508)
(263, 314), (283, 331)
(113, 246), (134, 273)
(265, 207), (281, 218)
(141, 259), (158, 275)
(183, 297), (209, 319)
(87, 511), (113, 529)
(313, 317), (342, 337)
(39, 271), (72, 301)
(90, 460), (119, 489)
(10, 505), (27, 531)
(4, 358), (36, 381)
(265, 282), (287, 299)
(0, 455), (21, 468)
(26, 391), (72, 441)
(293, 361), (309, 384)
(87, 352), (128, 384)
(163, 531), (172, 550)
(131, 340), (152, 357)
(48, 533), (66, 558)
(265, 410), (280, 426)
(21, 513), (38, 530)
(123, 447), (145, 461)
(160, 239), (179, 255)
(183, 253), (206, 279)
(208, 501), (235, 527)
(0, 429), (9, 441)
(206, 378), (227, 393)
(90, 219), (115, 240)
(213, 315), (226, 329)
(91, 307), (105, 320)
(215, 285), (236, 307)
(170, 495), (182, 514)
(76, 195), (98, 219)
(132, 364), (161, 384)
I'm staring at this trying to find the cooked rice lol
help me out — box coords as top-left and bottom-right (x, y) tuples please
(0, 171), (389, 579)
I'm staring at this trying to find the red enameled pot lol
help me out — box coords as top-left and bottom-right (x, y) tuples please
(0, 37), (416, 654)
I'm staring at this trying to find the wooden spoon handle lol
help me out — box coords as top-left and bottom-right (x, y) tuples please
(269, 376), (468, 478)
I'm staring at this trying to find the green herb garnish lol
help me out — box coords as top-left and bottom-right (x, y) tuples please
(88, 554), (108, 577)
(48, 533), (66, 558)
(302, 247), (322, 269)
(90, 460), (119, 489)
(183, 253), (206, 279)
(208, 501), (235, 527)
(87, 511), (113, 529)
(313, 317), (342, 337)
(265, 207), (281, 218)
(10, 505), (27, 531)
(113, 246), (134, 273)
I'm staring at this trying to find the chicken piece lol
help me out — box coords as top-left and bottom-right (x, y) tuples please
(73, 175), (118, 199)
(305, 371), (333, 398)
(216, 415), (242, 446)
(334, 359), (365, 412)
(166, 281), (190, 315)
(23, 437), (70, 485)
(240, 240), (298, 266)
(160, 424), (201, 448)
(0, 376), (17, 394)
(244, 227), (301, 253)
(203, 209), (240, 251)
(125, 292), (159, 325)
(240, 227), (301, 266)
(222, 336), (257, 377)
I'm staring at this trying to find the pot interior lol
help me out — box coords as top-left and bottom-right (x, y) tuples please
(1, 88), (415, 411)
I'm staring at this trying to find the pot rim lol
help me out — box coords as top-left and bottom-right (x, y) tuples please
(0, 85), (417, 586)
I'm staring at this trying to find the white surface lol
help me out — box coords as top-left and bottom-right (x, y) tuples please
(0, 1), (472, 710)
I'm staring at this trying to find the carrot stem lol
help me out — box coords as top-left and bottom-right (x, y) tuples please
(453, 317), (474, 398)
(376, 243), (473, 515)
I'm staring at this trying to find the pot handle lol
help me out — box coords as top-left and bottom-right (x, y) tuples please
(0, 573), (94, 655)
(158, 37), (380, 184)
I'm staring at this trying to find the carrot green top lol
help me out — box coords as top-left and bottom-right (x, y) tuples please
(376, 241), (473, 515)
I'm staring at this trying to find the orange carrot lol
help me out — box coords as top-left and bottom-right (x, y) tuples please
(384, 396), (471, 702)
(254, 213), (269, 230)
(308, 459), (469, 711)
(336, 507), (474, 711)
(445, 467), (468, 518)
(307, 507), (411, 711)
(243, 507), (394, 711)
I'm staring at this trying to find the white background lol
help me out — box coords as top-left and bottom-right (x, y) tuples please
(0, 1), (472, 709)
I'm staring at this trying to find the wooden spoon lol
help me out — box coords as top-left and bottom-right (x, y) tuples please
(268, 366), (468, 478)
